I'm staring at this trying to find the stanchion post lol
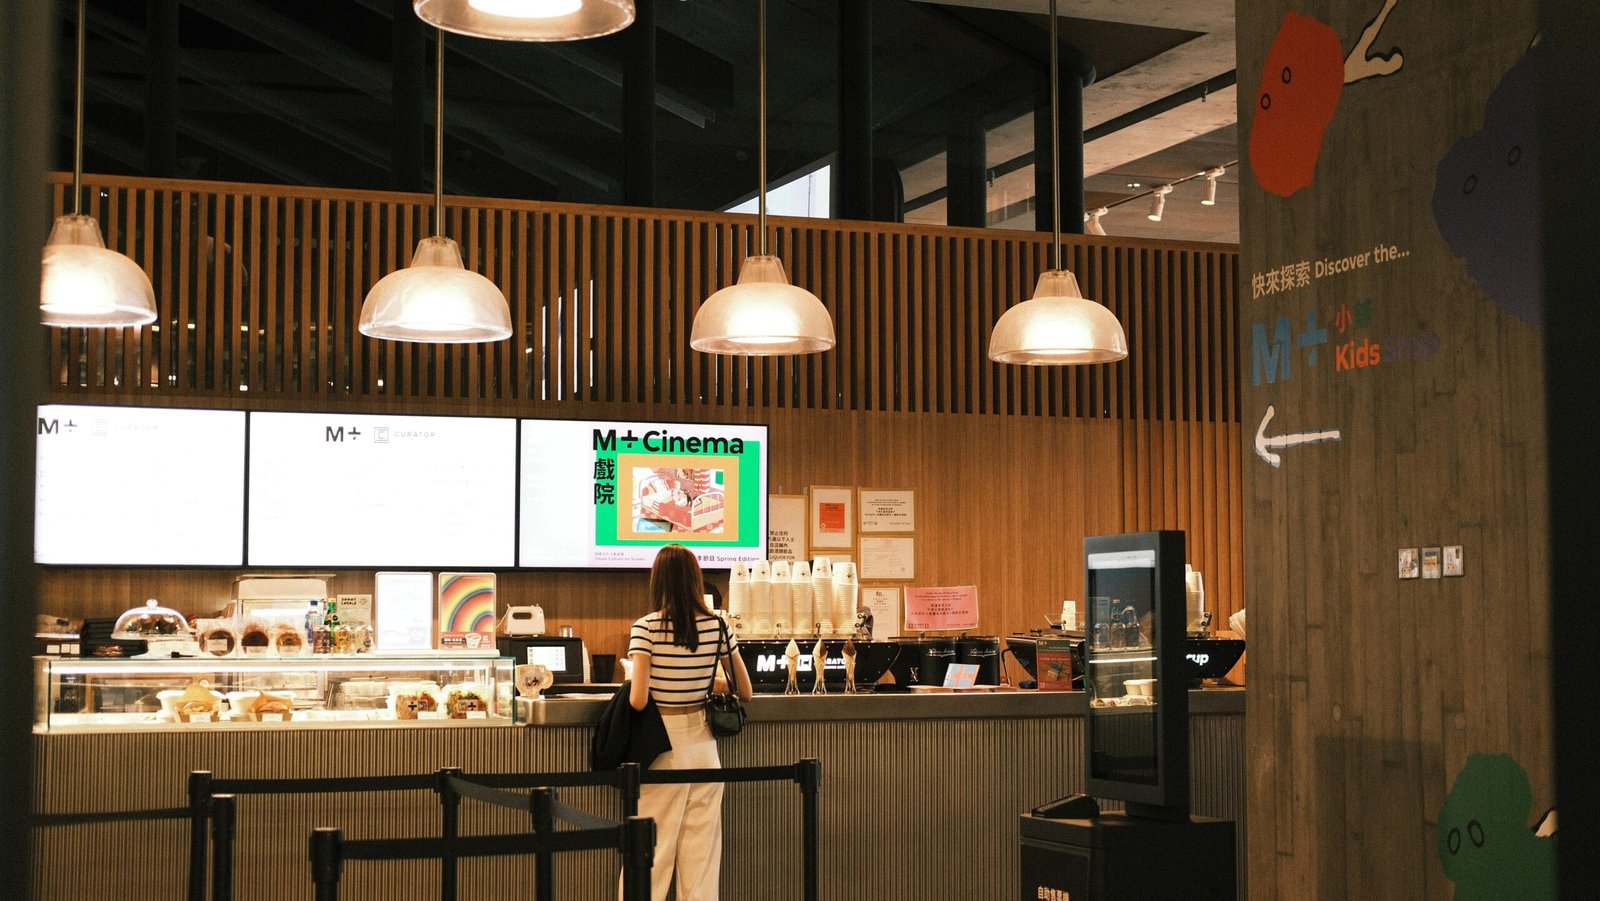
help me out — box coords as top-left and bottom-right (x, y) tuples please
(211, 794), (237, 901)
(798, 758), (823, 901)
(530, 787), (556, 901)
(434, 767), (464, 901)
(618, 762), (642, 819)
(308, 827), (343, 901)
(187, 770), (214, 901)
(621, 816), (655, 901)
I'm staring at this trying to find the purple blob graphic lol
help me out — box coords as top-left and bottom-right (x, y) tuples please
(1432, 46), (1542, 324)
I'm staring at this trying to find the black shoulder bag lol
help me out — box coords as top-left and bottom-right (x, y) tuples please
(705, 618), (747, 737)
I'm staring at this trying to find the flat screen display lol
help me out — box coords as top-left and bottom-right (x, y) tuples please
(35, 404), (246, 566)
(1085, 548), (1159, 785)
(248, 412), (516, 568)
(519, 418), (768, 569)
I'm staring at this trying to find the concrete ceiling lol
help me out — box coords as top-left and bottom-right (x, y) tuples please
(56, 0), (1241, 245)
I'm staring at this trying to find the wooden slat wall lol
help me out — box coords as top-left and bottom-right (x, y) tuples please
(38, 173), (1244, 655)
(45, 174), (1236, 423)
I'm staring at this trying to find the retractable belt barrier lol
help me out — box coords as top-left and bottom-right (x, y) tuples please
(163, 757), (822, 901)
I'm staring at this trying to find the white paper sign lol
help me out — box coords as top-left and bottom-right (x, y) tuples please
(859, 536), (915, 580)
(374, 571), (435, 651)
(859, 489), (915, 533)
(768, 495), (807, 562)
(861, 586), (903, 639)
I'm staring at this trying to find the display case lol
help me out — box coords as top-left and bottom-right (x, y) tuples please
(34, 652), (517, 732)
(1083, 530), (1189, 820)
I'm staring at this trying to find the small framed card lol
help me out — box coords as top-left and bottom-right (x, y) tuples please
(943, 663), (979, 689)
(1443, 545), (1464, 577)
(1421, 547), (1442, 579)
(1398, 548), (1420, 580)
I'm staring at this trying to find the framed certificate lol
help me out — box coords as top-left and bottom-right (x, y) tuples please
(807, 486), (856, 551)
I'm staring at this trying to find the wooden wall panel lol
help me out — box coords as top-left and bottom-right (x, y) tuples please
(1236, 3), (1549, 899)
(38, 172), (1243, 673)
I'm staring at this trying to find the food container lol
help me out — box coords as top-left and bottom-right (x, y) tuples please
(195, 619), (239, 657)
(227, 690), (296, 722)
(387, 682), (443, 720)
(442, 682), (491, 719)
(157, 684), (225, 722)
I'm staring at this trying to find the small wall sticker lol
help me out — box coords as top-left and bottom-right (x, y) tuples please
(1444, 545), (1465, 577)
(1399, 548), (1420, 579)
(1422, 547), (1442, 579)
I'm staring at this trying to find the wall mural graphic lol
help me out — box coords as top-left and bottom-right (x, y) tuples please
(1438, 753), (1556, 901)
(1432, 43), (1543, 324)
(1252, 405), (1341, 468)
(1249, 0), (1406, 197)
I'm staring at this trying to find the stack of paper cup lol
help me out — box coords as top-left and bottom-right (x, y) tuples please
(769, 561), (791, 636)
(727, 562), (750, 637)
(790, 561), (811, 637)
(750, 560), (773, 638)
(811, 557), (833, 636)
(832, 561), (858, 637)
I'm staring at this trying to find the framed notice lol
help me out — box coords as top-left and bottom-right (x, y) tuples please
(768, 494), (808, 562)
(374, 571), (434, 651)
(861, 586), (903, 639)
(859, 536), (915, 580)
(859, 489), (915, 533)
(437, 572), (497, 651)
(807, 486), (856, 551)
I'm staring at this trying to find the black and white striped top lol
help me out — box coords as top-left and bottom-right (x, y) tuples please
(628, 612), (736, 708)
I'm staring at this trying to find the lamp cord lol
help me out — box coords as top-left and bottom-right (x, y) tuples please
(434, 28), (445, 237)
(73, 0), (86, 215)
(757, 0), (768, 256)
(1049, 0), (1060, 271)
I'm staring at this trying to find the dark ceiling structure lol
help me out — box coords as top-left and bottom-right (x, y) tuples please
(52, 0), (1240, 241)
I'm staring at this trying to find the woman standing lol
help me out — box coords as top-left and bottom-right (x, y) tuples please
(625, 544), (754, 901)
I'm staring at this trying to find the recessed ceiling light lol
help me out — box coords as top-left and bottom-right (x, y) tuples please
(1125, 181), (1141, 188)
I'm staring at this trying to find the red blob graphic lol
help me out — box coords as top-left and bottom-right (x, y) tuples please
(1249, 13), (1345, 198)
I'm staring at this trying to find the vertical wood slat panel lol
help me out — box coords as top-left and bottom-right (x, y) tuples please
(45, 175), (1237, 427)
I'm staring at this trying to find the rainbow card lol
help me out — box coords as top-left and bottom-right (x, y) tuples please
(437, 572), (497, 651)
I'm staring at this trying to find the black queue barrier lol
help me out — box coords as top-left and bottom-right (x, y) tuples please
(307, 817), (658, 901)
(190, 757), (821, 901)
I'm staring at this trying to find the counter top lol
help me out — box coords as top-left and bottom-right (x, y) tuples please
(517, 686), (1244, 725)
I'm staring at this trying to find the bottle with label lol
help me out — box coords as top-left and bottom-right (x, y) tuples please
(304, 600), (324, 650)
(317, 598), (339, 654)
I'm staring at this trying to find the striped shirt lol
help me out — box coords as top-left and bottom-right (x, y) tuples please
(628, 612), (736, 708)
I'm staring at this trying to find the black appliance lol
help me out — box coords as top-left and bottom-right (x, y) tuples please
(496, 636), (587, 684)
(1007, 632), (1242, 684)
(735, 639), (899, 693)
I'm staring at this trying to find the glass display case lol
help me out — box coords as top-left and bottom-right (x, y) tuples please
(1083, 530), (1189, 820)
(34, 652), (517, 732)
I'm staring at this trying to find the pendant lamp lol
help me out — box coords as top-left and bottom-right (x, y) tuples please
(987, 0), (1126, 366)
(360, 30), (511, 343)
(39, 0), (157, 329)
(414, 0), (634, 42)
(690, 0), (834, 356)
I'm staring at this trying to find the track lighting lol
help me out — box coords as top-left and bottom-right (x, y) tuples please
(1201, 167), (1226, 206)
(1085, 208), (1107, 236)
(1147, 185), (1172, 222)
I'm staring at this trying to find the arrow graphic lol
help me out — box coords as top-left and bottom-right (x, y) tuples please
(1254, 405), (1341, 467)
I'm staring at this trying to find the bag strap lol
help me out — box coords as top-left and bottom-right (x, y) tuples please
(705, 617), (729, 700)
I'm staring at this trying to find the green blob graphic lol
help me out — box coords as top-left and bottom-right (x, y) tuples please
(1438, 753), (1555, 901)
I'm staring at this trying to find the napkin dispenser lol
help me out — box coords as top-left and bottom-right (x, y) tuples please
(501, 605), (546, 636)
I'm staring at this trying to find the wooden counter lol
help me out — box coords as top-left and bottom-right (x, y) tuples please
(31, 689), (1244, 901)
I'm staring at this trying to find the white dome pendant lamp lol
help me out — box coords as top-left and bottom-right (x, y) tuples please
(690, 0), (834, 356)
(415, 0), (635, 42)
(360, 29), (511, 344)
(987, 0), (1126, 366)
(39, 0), (158, 329)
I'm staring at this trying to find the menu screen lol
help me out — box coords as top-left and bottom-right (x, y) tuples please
(248, 412), (516, 567)
(35, 404), (246, 565)
(519, 418), (768, 569)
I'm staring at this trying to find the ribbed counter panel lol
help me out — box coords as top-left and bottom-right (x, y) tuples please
(32, 690), (1243, 900)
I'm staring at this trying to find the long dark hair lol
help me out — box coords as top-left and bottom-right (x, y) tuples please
(649, 544), (712, 650)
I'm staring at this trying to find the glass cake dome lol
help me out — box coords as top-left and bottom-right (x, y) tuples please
(111, 598), (192, 640)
